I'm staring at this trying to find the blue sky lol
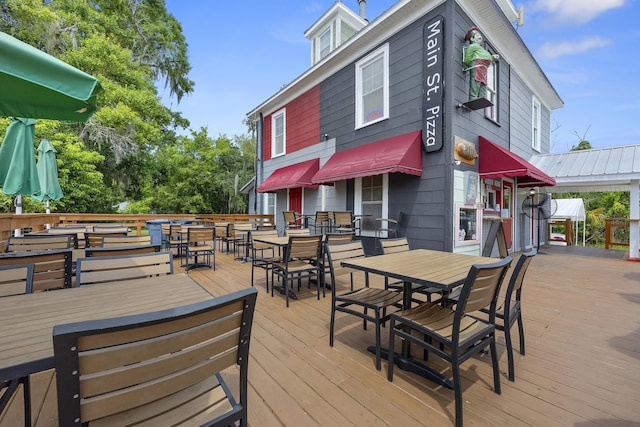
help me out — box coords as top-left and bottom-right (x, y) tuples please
(163, 0), (638, 153)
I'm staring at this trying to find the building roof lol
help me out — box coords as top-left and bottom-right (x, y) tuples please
(529, 145), (640, 192)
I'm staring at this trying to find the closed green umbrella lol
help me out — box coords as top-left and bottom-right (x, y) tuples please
(33, 139), (63, 213)
(0, 117), (39, 196)
(0, 31), (102, 121)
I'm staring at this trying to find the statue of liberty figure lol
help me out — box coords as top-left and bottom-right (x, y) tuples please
(464, 27), (499, 100)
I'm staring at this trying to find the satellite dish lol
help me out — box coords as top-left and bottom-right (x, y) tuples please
(522, 192), (558, 252)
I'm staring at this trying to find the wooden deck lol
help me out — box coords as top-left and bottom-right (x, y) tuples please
(2, 246), (639, 426)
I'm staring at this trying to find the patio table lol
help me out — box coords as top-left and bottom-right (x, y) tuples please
(0, 273), (214, 411)
(341, 248), (494, 388)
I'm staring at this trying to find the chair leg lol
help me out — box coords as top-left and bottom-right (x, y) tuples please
(517, 313), (526, 355)
(490, 338), (501, 395)
(329, 307), (336, 347)
(452, 358), (464, 427)
(504, 323), (516, 382)
(387, 319), (396, 381)
(22, 376), (31, 427)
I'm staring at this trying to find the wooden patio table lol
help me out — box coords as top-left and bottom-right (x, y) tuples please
(341, 248), (496, 389)
(0, 273), (214, 413)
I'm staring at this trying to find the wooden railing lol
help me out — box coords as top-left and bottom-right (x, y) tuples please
(0, 213), (274, 251)
(605, 218), (629, 249)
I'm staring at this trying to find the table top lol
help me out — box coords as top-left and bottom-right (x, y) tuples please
(252, 235), (290, 247)
(341, 249), (495, 291)
(0, 273), (214, 381)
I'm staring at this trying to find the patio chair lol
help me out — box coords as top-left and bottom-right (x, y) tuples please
(84, 231), (128, 248)
(379, 238), (442, 303)
(332, 211), (360, 235)
(283, 211), (303, 229)
(53, 287), (258, 427)
(250, 229), (281, 292)
(0, 263), (35, 427)
(184, 226), (216, 271)
(5, 234), (71, 252)
(285, 228), (310, 236)
(271, 235), (322, 307)
(325, 240), (403, 371)
(442, 249), (537, 381)
(387, 256), (512, 427)
(76, 252), (174, 286)
(309, 211), (331, 234)
(0, 249), (72, 292)
(375, 211), (403, 239)
(92, 224), (129, 233)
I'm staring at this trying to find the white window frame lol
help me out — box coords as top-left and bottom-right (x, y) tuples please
(316, 26), (332, 62)
(354, 174), (389, 237)
(271, 108), (286, 157)
(531, 97), (541, 152)
(484, 47), (498, 122)
(264, 193), (276, 216)
(355, 44), (389, 129)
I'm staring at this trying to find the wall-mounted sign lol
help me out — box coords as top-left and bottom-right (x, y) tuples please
(422, 15), (444, 153)
(454, 136), (478, 165)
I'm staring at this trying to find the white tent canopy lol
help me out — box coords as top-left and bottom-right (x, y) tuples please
(551, 198), (586, 245)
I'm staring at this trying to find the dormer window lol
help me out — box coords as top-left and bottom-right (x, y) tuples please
(305, 2), (367, 66)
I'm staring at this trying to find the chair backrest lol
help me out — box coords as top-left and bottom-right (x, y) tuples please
(315, 211), (331, 223)
(283, 211), (299, 227)
(250, 229), (279, 252)
(187, 226), (215, 246)
(379, 237), (410, 254)
(102, 234), (152, 247)
(0, 263), (35, 296)
(286, 235), (322, 262)
(85, 244), (161, 258)
(53, 287), (258, 427)
(76, 252), (174, 286)
(325, 233), (354, 245)
(333, 211), (353, 227)
(504, 249), (536, 304)
(325, 240), (367, 283)
(455, 257), (512, 323)
(5, 235), (71, 252)
(285, 228), (310, 236)
(85, 231), (128, 247)
(256, 224), (277, 230)
(45, 228), (80, 248)
(0, 250), (72, 291)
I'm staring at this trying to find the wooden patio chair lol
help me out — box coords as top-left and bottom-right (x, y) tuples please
(283, 211), (303, 229)
(379, 238), (442, 303)
(325, 240), (403, 371)
(0, 249), (72, 292)
(101, 234), (152, 247)
(76, 252), (173, 286)
(53, 287), (258, 427)
(43, 227), (81, 248)
(249, 229), (281, 291)
(0, 263), (35, 427)
(184, 226), (216, 272)
(5, 234), (71, 252)
(309, 211), (331, 234)
(332, 211), (360, 234)
(285, 228), (310, 236)
(271, 235), (322, 307)
(387, 257), (512, 427)
(442, 249), (537, 381)
(92, 225), (129, 233)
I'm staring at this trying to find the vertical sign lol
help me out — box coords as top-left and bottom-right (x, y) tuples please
(422, 15), (444, 153)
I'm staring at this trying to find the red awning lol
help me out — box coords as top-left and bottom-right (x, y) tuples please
(479, 136), (556, 187)
(312, 130), (422, 184)
(257, 158), (319, 193)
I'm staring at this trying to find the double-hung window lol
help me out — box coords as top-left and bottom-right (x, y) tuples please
(317, 27), (332, 61)
(355, 44), (389, 128)
(531, 97), (541, 152)
(271, 109), (286, 157)
(484, 45), (499, 121)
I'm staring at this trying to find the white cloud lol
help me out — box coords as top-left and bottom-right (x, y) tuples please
(536, 36), (611, 59)
(529, 0), (625, 23)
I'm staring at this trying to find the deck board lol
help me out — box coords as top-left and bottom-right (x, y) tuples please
(1, 246), (639, 426)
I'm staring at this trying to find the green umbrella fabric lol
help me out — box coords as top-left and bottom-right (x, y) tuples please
(33, 139), (63, 202)
(0, 117), (40, 196)
(0, 31), (102, 121)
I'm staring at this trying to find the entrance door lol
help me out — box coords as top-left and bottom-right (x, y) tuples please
(502, 181), (513, 250)
(289, 188), (302, 215)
